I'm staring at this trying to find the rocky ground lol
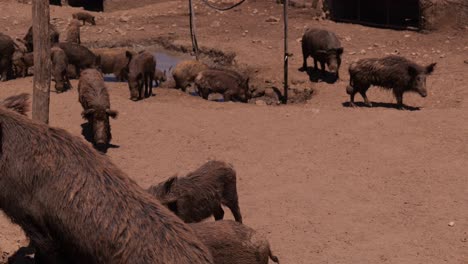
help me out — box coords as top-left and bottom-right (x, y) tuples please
(0, 0), (468, 263)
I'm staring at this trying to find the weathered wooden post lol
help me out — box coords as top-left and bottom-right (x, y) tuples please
(282, 0), (289, 104)
(32, 0), (51, 123)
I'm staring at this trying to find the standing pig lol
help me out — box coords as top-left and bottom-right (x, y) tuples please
(195, 70), (250, 102)
(0, 33), (14, 81)
(148, 160), (243, 223)
(191, 221), (280, 264)
(51, 47), (71, 93)
(172, 60), (208, 91)
(0, 95), (214, 264)
(126, 51), (156, 101)
(347, 55), (436, 109)
(23, 24), (59, 52)
(58, 42), (100, 75)
(300, 28), (343, 78)
(72, 12), (96, 25)
(64, 19), (81, 44)
(78, 69), (117, 150)
(93, 48), (135, 81)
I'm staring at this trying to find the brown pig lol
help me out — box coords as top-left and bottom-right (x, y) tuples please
(148, 160), (243, 223)
(126, 51), (156, 101)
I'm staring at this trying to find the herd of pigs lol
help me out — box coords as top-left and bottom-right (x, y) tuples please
(0, 9), (439, 264)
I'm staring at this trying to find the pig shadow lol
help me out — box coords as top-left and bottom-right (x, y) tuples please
(81, 122), (120, 154)
(7, 245), (35, 264)
(300, 67), (338, 84)
(341, 101), (421, 111)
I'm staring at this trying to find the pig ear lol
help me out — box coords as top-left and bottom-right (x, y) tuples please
(426, 63), (436, 74)
(336, 47), (344, 55)
(106, 109), (118, 119)
(81, 108), (95, 119)
(1, 93), (30, 115)
(163, 176), (177, 194)
(407, 65), (418, 77)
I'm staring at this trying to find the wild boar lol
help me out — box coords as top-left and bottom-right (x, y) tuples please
(172, 60), (208, 91)
(78, 69), (117, 150)
(191, 220), (280, 264)
(23, 24), (59, 52)
(154, 69), (167, 86)
(0, 33), (14, 81)
(58, 42), (100, 75)
(93, 49), (134, 81)
(72, 12), (96, 25)
(148, 160), (243, 223)
(300, 28), (343, 78)
(12, 52), (34, 78)
(346, 55), (436, 109)
(51, 47), (71, 93)
(64, 19), (81, 44)
(126, 51), (156, 101)
(0, 94), (214, 264)
(195, 70), (250, 102)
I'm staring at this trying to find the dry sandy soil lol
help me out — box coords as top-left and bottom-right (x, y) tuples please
(0, 0), (468, 263)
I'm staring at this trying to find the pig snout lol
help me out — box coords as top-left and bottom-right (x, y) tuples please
(93, 120), (109, 147)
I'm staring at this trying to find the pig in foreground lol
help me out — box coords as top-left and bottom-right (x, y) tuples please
(300, 28), (343, 78)
(346, 55), (436, 109)
(191, 220), (280, 264)
(93, 48), (134, 81)
(126, 51), (156, 101)
(148, 160), (243, 223)
(172, 60), (208, 91)
(0, 33), (15, 81)
(58, 42), (100, 75)
(0, 94), (213, 264)
(195, 70), (250, 102)
(51, 47), (72, 93)
(64, 19), (81, 44)
(78, 69), (117, 151)
(72, 12), (96, 25)
(23, 24), (59, 52)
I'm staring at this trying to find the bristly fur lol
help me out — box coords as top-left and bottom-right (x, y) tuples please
(191, 220), (280, 264)
(148, 160), (243, 223)
(0, 93), (29, 115)
(0, 106), (213, 264)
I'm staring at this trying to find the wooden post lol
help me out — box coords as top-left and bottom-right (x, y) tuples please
(189, 0), (199, 60)
(32, 0), (51, 124)
(282, 0), (289, 104)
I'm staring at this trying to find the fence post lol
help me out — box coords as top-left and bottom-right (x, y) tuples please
(32, 0), (51, 124)
(282, 0), (289, 104)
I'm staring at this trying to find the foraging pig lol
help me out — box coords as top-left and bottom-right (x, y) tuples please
(93, 49), (134, 81)
(72, 12), (96, 25)
(154, 69), (167, 86)
(172, 60), (208, 91)
(0, 94), (213, 264)
(191, 220), (280, 264)
(64, 19), (81, 44)
(195, 70), (250, 102)
(23, 24), (59, 52)
(51, 47), (71, 93)
(0, 33), (14, 81)
(126, 51), (156, 101)
(148, 160), (243, 223)
(12, 52), (34, 78)
(58, 42), (100, 75)
(78, 69), (117, 150)
(346, 55), (436, 109)
(300, 28), (343, 78)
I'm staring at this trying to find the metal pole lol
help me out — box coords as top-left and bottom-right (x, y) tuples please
(189, 0), (199, 60)
(282, 0), (289, 104)
(32, 0), (51, 124)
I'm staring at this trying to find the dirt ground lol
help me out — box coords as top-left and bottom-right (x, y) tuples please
(1, 0), (468, 263)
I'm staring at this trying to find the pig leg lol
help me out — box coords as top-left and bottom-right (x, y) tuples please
(313, 58), (318, 71)
(213, 205), (225, 221)
(320, 61), (326, 76)
(395, 91), (404, 109)
(359, 86), (372, 107)
(223, 182), (243, 223)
